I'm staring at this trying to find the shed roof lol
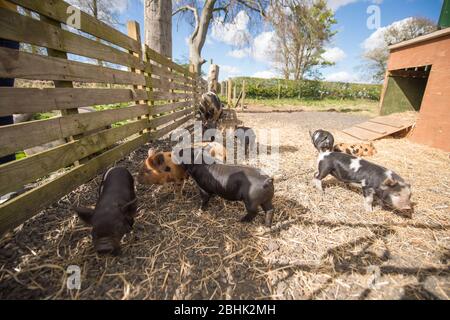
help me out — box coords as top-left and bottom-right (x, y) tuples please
(388, 27), (450, 50)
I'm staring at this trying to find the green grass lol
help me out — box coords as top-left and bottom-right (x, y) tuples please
(243, 98), (380, 116)
(15, 151), (27, 160)
(33, 112), (58, 120)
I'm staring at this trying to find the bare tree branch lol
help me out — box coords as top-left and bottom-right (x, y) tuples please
(172, 5), (200, 40)
(236, 0), (266, 17)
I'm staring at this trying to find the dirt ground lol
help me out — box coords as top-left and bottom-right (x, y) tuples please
(0, 111), (449, 300)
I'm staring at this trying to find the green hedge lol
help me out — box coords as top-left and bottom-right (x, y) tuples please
(228, 77), (381, 101)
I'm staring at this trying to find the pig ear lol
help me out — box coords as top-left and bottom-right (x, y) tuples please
(148, 148), (156, 158)
(74, 206), (95, 225)
(383, 178), (398, 187)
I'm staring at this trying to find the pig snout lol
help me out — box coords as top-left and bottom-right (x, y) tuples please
(388, 186), (413, 213)
(94, 237), (120, 255)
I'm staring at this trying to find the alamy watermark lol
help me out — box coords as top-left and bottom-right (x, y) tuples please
(367, 4), (381, 30)
(170, 121), (281, 176)
(66, 6), (81, 30)
(66, 265), (81, 290)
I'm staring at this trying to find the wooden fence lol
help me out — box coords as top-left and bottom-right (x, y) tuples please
(0, 0), (208, 235)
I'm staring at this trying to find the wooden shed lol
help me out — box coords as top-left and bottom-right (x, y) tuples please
(379, 28), (450, 151)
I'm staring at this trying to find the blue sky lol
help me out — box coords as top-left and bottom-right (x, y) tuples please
(113, 0), (443, 83)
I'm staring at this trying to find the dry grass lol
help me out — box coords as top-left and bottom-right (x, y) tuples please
(0, 111), (448, 300)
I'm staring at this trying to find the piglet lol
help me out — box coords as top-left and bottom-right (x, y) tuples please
(313, 151), (412, 215)
(137, 149), (188, 186)
(310, 129), (334, 152)
(177, 148), (275, 227)
(74, 167), (137, 255)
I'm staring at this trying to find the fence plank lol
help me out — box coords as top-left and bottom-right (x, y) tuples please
(9, 0), (141, 53)
(149, 63), (193, 85)
(151, 114), (193, 140)
(0, 9), (144, 69)
(150, 78), (194, 92)
(145, 46), (195, 78)
(0, 104), (149, 157)
(0, 119), (148, 196)
(0, 133), (149, 236)
(149, 101), (193, 116)
(149, 107), (194, 129)
(0, 47), (146, 85)
(0, 88), (148, 116)
(150, 91), (193, 101)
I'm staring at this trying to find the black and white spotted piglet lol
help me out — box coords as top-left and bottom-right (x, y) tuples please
(313, 151), (412, 214)
(310, 129), (335, 152)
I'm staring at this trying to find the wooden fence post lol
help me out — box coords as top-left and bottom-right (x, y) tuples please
(278, 81), (281, 100)
(233, 84), (237, 107)
(227, 79), (233, 108)
(39, 15), (80, 166)
(241, 80), (246, 110)
(127, 21), (147, 135)
(208, 63), (219, 93)
(190, 64), (198, 112)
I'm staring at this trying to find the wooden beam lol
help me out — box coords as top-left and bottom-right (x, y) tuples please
(0, 104), (149, 158)
(148, 101), (193, 116)
(0, 9), (144, 70)
(0, 47), (146, 85)
(0, 88), (148, 116)
(0, 119), (148, 195)
(8, 0), (141, 52)
(148, 107), (194, 129)
(151, 114), (193, 141)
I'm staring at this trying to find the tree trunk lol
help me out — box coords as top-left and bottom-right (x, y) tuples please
(189, 40), (205, 75)
(188, 0), (216, 75)
(145, 0), (172, 58)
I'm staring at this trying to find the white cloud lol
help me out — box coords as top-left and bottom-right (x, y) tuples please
(226, 31), (276, 63)
(322, 47), (347, 63)
(327, 0), (359, 11)
(221, 65), (241, 77)
(324, 71), (357, 82)
(361, 17), (413, 52)
(253, 70), (277, 79)
(111, 0), (128, 13)
(251, 31), (276, 62)
(212, 11), (251, 46)
(228, 48), (250, 59)
(326, 0), (384, 11)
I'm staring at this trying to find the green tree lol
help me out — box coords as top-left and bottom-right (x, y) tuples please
(270, 0), (337, 80)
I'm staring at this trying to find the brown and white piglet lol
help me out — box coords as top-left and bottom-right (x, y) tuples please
(137, 149), (188, 186)
(74, 167), (137, 255)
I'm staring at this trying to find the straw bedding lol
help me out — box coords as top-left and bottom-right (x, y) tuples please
(0, 111), (448, 300)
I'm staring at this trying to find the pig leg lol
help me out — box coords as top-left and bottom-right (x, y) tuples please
(174, 182), (183, 201)
(363, 187), (375, 212)
(198, 187), (212, 210)
(261, 201), (274, 227)
(313, 162), (332, 192)
(241, 201), (259, 223)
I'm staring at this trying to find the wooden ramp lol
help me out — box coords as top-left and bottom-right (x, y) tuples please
(340, 112), (417, 142)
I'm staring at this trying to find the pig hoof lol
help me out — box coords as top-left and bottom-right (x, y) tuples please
(312, 178), (323, 192)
